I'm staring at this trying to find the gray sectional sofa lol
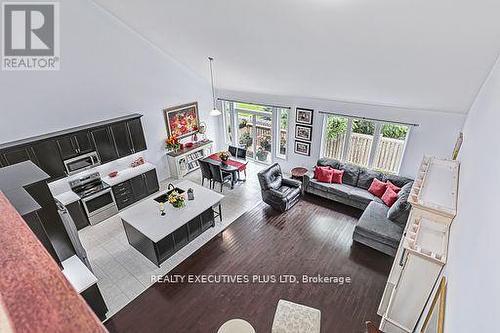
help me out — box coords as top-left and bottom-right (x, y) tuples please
(303, 158), (413, 256)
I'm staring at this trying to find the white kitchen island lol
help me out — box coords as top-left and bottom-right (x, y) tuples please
(119, 180), (224, 266)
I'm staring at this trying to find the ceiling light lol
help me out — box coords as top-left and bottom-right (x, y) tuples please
(208, 57), (221, 117)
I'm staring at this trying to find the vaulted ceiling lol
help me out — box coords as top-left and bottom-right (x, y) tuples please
(93, 0), (500, 114)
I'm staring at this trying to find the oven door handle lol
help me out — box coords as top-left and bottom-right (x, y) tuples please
(81, 188), (113, 202)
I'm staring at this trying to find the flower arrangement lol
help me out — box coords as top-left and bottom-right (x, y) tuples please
(165, 135), (180, 151)
(218, 151), (230, 162)
(167, 190), (185, 208)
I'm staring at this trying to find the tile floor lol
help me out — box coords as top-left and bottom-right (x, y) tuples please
(78, 161), (266, 318)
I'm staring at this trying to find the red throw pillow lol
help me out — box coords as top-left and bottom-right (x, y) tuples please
(368, 178), (387, 198)
(386, 180), (401, 193)
(381, 187), (398, 207)
(331, 169), (344, 184)
(314, 166), (329, 179)
(316, 167), (334, 183)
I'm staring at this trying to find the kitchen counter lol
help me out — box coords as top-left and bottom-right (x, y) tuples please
(61, 255), (98, 293)
(119, 180), (223, 243)
(3, 188), (41, 216)
(102, 162), (156, 187)
(0, 161), (49, 191)
(54, 190), (81, 206)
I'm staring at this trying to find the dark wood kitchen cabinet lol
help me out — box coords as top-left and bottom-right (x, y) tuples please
(66, 200), (90, 230)
(127, 118), (147, 152)
(110, 119), (147, 158)
(112, 168), (159, 210)
(144, 169), (160, 193)
(24, 180), (76, 262)
(0, 114), (147, 181)
(1, 146), (39, 166)
(130, 174), (148, 201)
(1, 143), (66, 180)
(91, 127), (118, 164)
(31, 140), (67, 179)
(56, 131), (94, 160)
(110, 122), (133, 158)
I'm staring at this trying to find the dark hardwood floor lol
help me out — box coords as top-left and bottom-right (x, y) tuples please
(105, 195), (393, 333)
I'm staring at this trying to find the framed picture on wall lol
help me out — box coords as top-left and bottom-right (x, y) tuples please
(295, 125), (313, 141)
(296, 108), (314, 125)
(294, 140), (311, 156)
(163, 102), (200, 138)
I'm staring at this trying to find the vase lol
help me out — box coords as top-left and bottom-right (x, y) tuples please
(172, 200), (185, 208)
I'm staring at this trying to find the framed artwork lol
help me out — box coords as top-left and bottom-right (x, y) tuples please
(294, 140), (311, 156)
(295, 125), (312, 141)
(296, 108), (313, 125)
(163, 102), (200, 138)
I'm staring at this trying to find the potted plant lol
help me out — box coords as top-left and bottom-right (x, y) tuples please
(165, 135), (180, 152)
(255, 147), (268, 161)
(167, 190), (185, 208)
(218, 151), (230, 165)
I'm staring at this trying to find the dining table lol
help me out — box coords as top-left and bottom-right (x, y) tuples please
(204, 153), (248, 188)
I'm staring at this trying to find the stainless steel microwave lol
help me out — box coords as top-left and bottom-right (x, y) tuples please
(64, 151), (101, 175)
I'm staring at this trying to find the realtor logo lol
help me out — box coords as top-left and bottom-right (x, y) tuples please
(2, 2), (60, 70)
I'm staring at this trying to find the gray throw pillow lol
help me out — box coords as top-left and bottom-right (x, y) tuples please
(387, 181), (413, 225)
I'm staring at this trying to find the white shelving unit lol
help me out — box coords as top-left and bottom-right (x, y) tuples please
(378, 156), (459, 333)
(167, 140), (213, 179)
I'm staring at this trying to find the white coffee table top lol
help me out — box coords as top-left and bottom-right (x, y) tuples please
(119, 180), (224, 242)
(218, 319), (255, 333)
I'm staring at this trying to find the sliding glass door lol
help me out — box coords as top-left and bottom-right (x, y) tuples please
(222, 100), (289, 164)
(236, 107), (272, 164)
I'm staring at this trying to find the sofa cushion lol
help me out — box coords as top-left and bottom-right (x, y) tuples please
(387, 181), (413, 225)
(368, 178), (388, 198)
(357, 168), (385, 190)
(349, 188), (383, 205)
(386, 180), (401, 193)
(317, 158), (340, 170)
(355, 202), (404, 249)
(381, 187), (398, 207)
(308, 179), (353, 198)
(338, 162), (360, 186)
(316, 166), (334, 183)
(331, 169), (344, 184)
(383, 174), (413, 189)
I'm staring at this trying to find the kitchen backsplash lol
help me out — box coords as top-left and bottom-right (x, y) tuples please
(48, 152), (145, 196)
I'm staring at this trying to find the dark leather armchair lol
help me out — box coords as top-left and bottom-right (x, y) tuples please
(257, 163), (301, 212)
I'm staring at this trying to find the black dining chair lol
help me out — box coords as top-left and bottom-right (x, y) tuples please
(236, 147), (247, 160)
(209, 163), (233, 192)
(228, 145), (247, 161)
(198, 159), (213, 187)
(228, 145), (238, 158)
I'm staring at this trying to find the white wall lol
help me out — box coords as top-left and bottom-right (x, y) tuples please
(218, 90), (465, 178)
(444, 55), (500, 332)
(0, 0), (218, 181)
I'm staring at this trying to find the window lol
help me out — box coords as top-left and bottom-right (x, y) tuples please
(220, 100), (289, 164)
(276, 108), (288, 159)
(321, 114), (410, 174)
(346, 119), (376, 167)
(222, 101), (233, 144)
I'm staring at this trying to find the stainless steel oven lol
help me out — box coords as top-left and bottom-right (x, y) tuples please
(69, 172), (118, 225)
(81, 188), (118, 225)
(64, 151), (101, 176)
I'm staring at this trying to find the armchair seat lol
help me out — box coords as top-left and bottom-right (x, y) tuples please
(258, 163), (301, 212)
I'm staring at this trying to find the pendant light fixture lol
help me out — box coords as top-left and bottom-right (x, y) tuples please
(208, 57), (222, 117)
